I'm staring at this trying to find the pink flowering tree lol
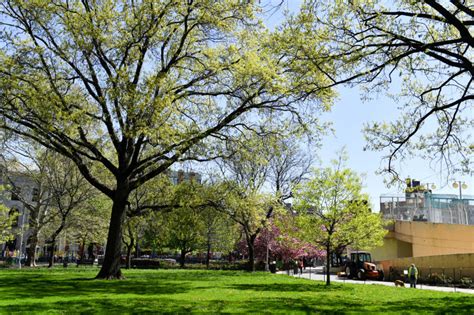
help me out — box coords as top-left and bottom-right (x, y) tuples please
(237, 220), (325, 269)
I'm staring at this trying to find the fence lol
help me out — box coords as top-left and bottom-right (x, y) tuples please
(380, 193), (474, 225)
(387, 266), (474, 288)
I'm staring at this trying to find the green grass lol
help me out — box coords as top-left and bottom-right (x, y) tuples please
(0, 268), (473, 314)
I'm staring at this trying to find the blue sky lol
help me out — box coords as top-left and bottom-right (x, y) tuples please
(262, 0), (474, 210)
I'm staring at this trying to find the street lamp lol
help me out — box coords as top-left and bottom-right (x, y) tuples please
(452, 181), (468, 199)
(452, 181), (468, 224)
(18, 209), (26, 269)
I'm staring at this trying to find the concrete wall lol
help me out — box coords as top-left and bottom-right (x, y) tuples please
(371, 237), (412, 261)
(392, 221), (474, 257)
(372, 221), (474, 260)
(379, 253), (474, 279)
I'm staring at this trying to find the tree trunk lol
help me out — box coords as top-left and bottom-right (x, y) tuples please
(247, 235), (256, 272)
(125, 237), (134, 269)
(205, 239), (211, 269)
(180, 248), (186, 268)
(25, 232), (38, 267)
(78, 239), (85, 262)
(135, 230), (140, 258)
(48, 239), (56, 268)
(48, 219), (66, 268)
(326, 244), (331, 286)
(96, 187), (129, 279)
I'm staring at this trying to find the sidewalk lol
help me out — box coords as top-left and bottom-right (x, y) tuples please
(279, 267), (474, 295)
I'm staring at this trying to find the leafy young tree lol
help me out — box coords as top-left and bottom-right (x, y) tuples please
(160, 181), (218, 268)
(0, 143), (56, 267)
(219, 186), (282, 271)
(0, 202), (17, 244)
(286, 0), (474, 179)
(293, 157), (387, 285)
(42, 154), (97, 268)
(164, 205), (205, 268)
(121, 215), (145, 269)
(70, 194), (111, 262)
(201, 205), (238, 269)
(215, 133), (316, 271)
(0, 0), (332, 278)
(121, 174), (174, 268)
(212, 133), (315, 271)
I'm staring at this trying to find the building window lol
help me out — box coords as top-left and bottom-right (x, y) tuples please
(177, 170), (184, 183)
(32, 188), (39, 202)
(11, 187), (21, 201)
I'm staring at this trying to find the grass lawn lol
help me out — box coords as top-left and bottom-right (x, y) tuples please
(0, 268), (473, 314)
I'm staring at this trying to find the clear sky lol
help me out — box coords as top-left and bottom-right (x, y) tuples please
(262, 0), (474, 211)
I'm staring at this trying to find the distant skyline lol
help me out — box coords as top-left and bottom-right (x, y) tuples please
(263, 1), (474, 211)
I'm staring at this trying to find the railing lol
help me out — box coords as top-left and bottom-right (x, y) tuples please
(388, 266), (474, 288)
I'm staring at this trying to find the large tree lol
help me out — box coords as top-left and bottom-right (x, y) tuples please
(292, 156), (387, 286)
(0, 1), (332, 278)
(286, 0), (473, 179)
(214, 134), (314, 271)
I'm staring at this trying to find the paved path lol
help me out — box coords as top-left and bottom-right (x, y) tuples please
(280, 267), (474, 295)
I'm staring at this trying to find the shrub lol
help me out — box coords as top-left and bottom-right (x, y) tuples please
(423, 273), (453, 286)
(459, 277), (473, 288)
(131, 258), (161, 269)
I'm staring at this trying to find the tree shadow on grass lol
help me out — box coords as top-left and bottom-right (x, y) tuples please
(2, 270), (473, 314)
(6, 294), (474, 314)
(127, 269), (250, 281)
(229, 282), (352, 293)
(4, 295), (330, 314)
(375, 296), (474, 314)
(0, 273), (190, 301)
(0, 269), (251, 302)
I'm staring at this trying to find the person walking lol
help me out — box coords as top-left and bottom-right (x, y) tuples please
(408, 263), (418, 288)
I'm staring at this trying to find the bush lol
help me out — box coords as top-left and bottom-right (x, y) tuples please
(422, 273), (453, 286)
(459, 277), (473, 288)
(0, 257), (14, 268)
(276, 260), (284, 271)
(131, 258), (161, 269)
(130, 258), (252, 271)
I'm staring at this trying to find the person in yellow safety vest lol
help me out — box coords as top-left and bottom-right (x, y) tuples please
(408, 263), (418, 288)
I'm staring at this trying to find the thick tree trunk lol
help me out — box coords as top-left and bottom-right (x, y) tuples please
(96, 187), (129, 279)
(78, 239), (85, 262)
(180, 248), (186, 268)
(48, 239), (56, 268)
(247, 235), (256, 272)
(205, 240), (211, 269)
(25, 232), (38, 267)
(326, 244), (331, 286)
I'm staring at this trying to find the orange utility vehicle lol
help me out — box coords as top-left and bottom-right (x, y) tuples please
(343, 251), (384, 280)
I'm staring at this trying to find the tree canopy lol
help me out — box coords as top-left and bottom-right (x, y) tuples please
(292, 156), (387, 285)
(286, 0), (473, 179)
(0, 0), (333, 278)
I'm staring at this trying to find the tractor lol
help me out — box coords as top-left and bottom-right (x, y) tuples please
(343, 251), (384, 280)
